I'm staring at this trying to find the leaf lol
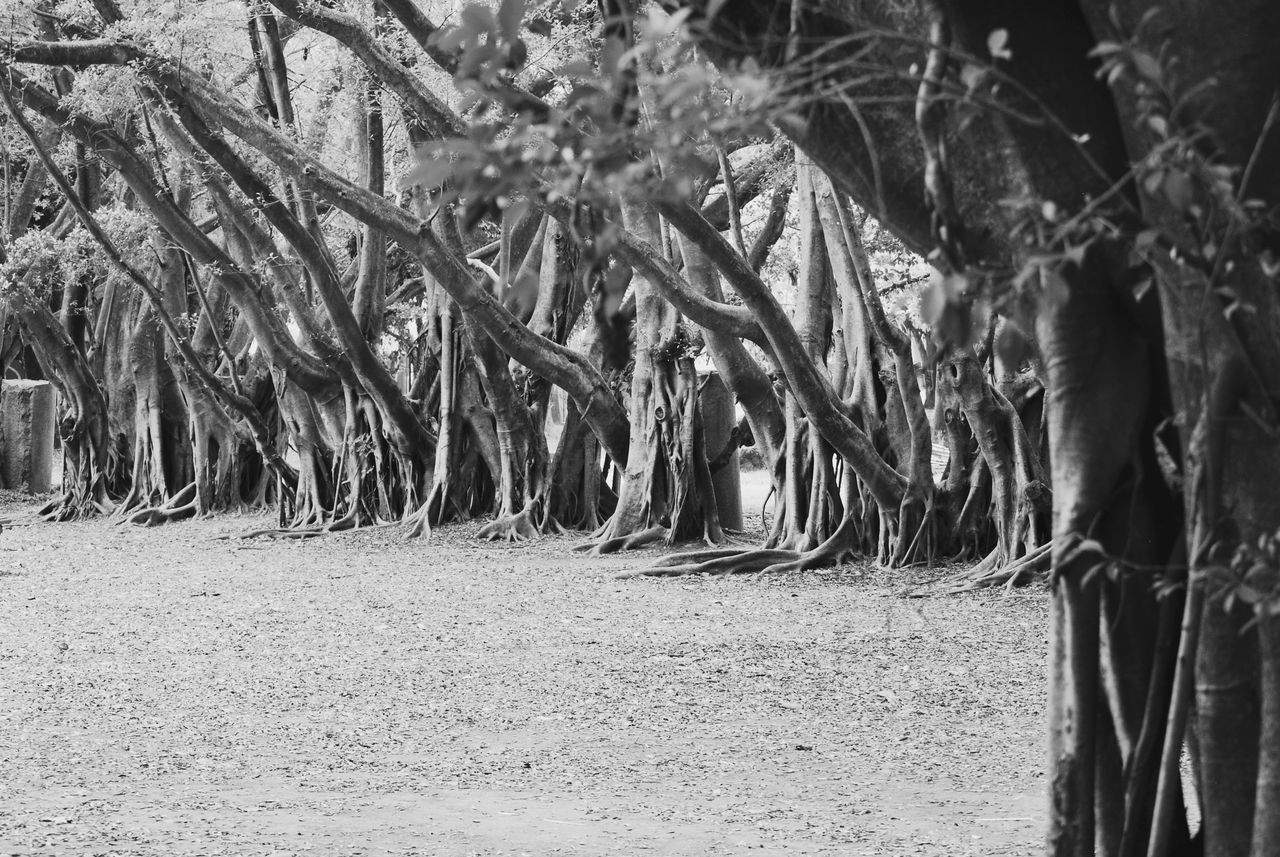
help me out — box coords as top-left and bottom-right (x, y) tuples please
(919, 277), (947, 325)
(1062, 537), (1106, 567)
(1245, 562), (1279, 590)
(1083, 562), (1107, 585)
(704, 0), (731, 22)
(1134, 228), (1161, 253)
(1076, 538), (1106, 557)
(1142, 169), (1165, 196)
(960, 63), (987, 92)
(498, 0), (524, 42)
(994, 323), (1029, 368)
(1089, 41), (1126, 58)
(1162, 170), (1194, 211)
(430, 25), (469, 54)
(1132, 51), (1162, 83)
(940, 272), (968, 301)
(1062, 242), (1089, 266)
(398, 157), (455, 191)
(987, 28), (1012, 61)
(1262, 251), (1280, 278)
(505, 196), (532, 228)
(1041, 268), (1070, 308)
(556, 59), (593, 79)
(461, 3), (496, 34)
(600, 34), (626, 74)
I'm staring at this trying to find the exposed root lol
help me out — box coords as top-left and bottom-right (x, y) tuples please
(754, 541), (854, 577)
(39, 493), (114, 522)
(624, 516), (863, 579)
(618, 547), (800, 578)
(39, 458), (116, 522)
(477, 507), (542, 542)
(403, 505), (433, 539)
(403, 477), (456, 539)
(325, 508), (361, 533)
(217, 516), (401, 541)
(574, 525), (669, 556)
(771, 531), (815, 553)
(216, 527), (326, 541)
(892, 492), (939, 568)
(119, 482), (199, 527)
(121, 501), (198, 527)
(943, 537), (1057, 593)
(648, 546), (754, 568)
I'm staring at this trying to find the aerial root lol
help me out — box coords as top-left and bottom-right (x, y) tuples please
(573, 525), (668, 556)
(893, 502), (938, 568)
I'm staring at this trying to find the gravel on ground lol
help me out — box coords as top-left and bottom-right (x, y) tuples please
(0, 489), (1048, 856)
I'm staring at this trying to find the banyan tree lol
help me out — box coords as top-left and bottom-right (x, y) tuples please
(2, 0), (1278, 853)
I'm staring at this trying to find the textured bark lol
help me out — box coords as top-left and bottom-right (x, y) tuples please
(1253, 615), (1280, 856)
(7, 280), (114, 519)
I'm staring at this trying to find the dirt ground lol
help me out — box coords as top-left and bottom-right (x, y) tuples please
(0, 481), (1048, 856)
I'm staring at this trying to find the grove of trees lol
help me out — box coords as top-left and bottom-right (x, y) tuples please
(1, 0), (1277, 854)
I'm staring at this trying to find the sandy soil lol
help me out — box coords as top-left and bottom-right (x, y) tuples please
(0, 486), (1048, 856)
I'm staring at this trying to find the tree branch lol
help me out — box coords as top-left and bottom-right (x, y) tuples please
(656, 196), (909, 510)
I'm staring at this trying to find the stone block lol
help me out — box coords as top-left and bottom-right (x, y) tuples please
(0, 379), (55, 493)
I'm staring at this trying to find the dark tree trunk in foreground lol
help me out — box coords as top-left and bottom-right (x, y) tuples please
(674, 0), (1279, 853)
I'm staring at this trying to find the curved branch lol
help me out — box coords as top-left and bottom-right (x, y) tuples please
(0, 61), (338, 396)
(264, 0), (465, 139)
(545, 204), (770, 347)
(163, 93), (434, 454)
(4, 38), (633, 465)
(377, 0), (551, 120)
(747, 181), (791, 274)
(822, 179), (908, 355)
(4, 86), (296, 489)
(656, 196), (908, 511)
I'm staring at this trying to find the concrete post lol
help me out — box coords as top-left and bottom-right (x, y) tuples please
(0, 379), (55, 493)
(699, 371), (743, 530)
